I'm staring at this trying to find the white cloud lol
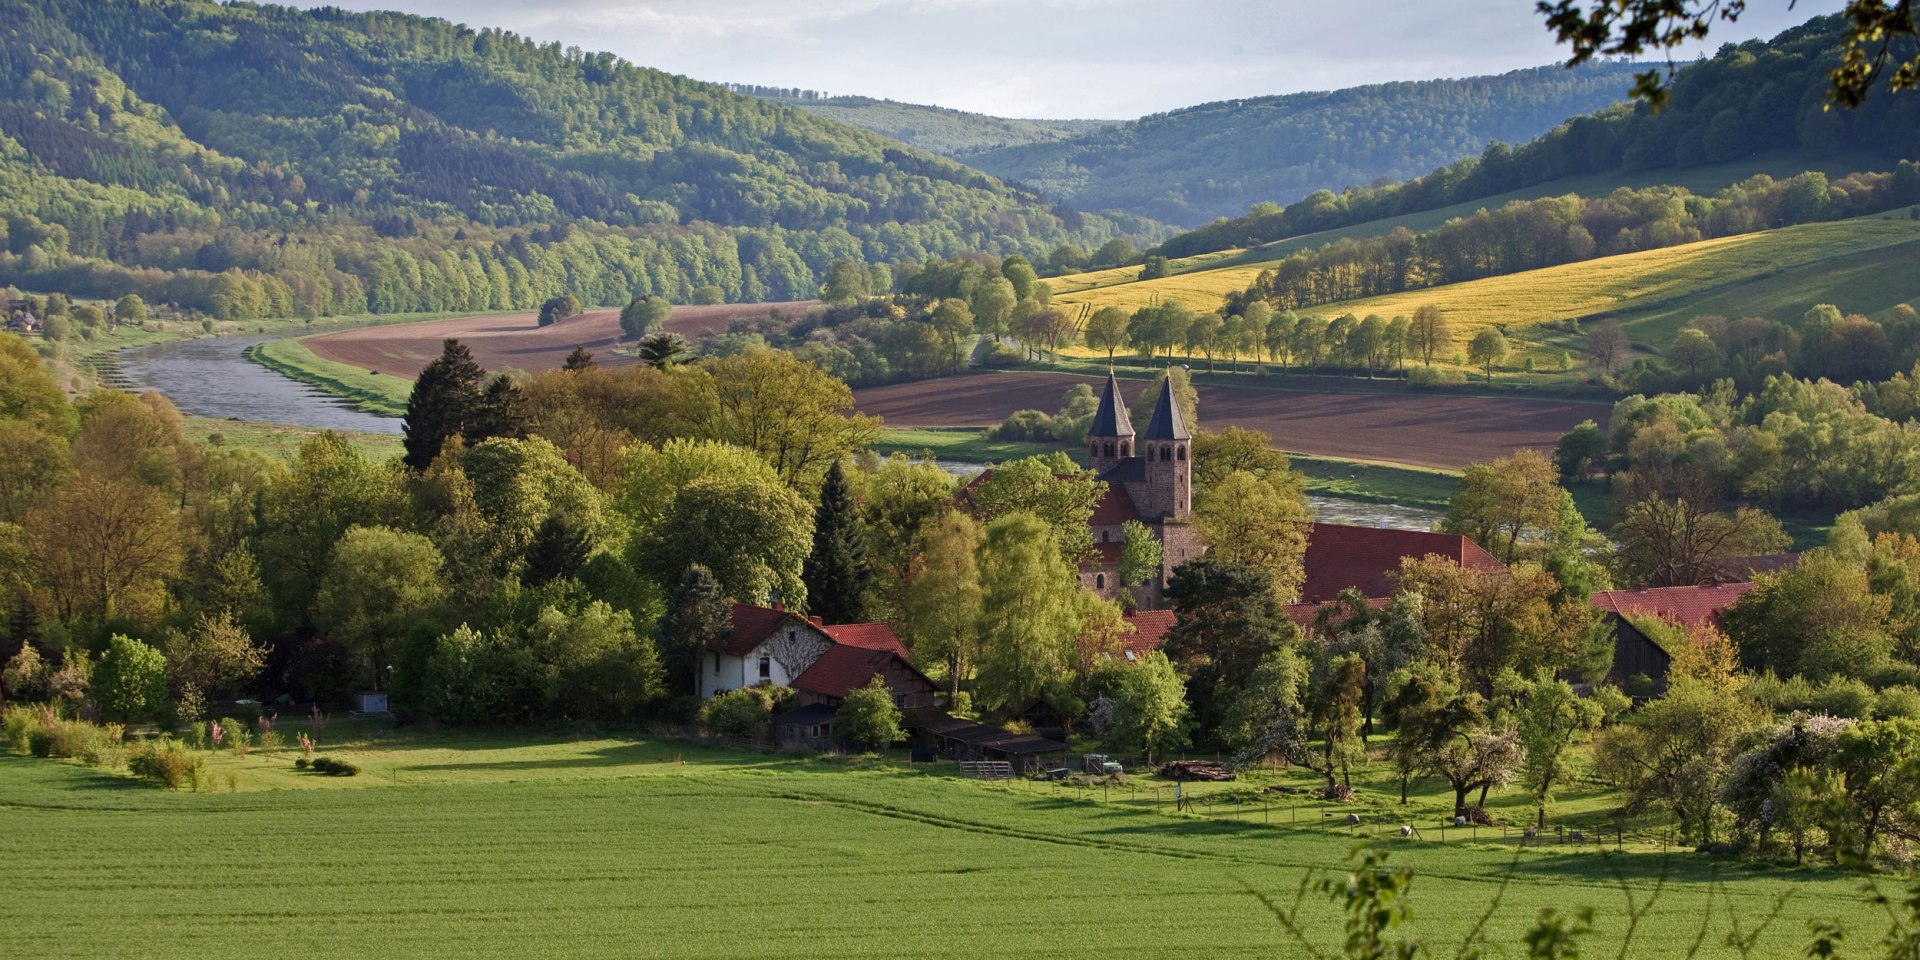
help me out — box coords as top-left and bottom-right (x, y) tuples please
(322, 0), (1845, 117)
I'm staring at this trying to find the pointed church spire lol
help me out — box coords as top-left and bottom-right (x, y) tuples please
(1089, 368), (1134, 438)
(1142, 371), (1190, 440)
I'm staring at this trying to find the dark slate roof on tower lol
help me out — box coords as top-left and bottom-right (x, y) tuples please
(1142, 373), (1190, 440)
(1089, 370), (1134, 438)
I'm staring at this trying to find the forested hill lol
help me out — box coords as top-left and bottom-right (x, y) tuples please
(959, 62), (1644, 226)
(1159, 15), (1920, 259)
(734, 92), (1115, 158)
(0, 0), (1159, 320)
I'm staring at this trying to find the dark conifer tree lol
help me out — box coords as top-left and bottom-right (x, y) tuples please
(801, 461), (873, 624)
(659, 564), (732, 696)
(472, 374), (529, 444)
(523, 512), (593, 587)
(563, 346), (596, 371)
(402, 338), (485, 469)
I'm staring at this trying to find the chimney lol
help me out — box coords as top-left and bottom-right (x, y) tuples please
(809, 616), (825, 627)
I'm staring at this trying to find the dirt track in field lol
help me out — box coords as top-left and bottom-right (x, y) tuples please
(304, 302), (817, 377)
(852, 371), (1606, 471)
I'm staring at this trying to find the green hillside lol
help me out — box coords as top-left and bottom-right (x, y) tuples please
(1157, 15), (1920, 258)
(0, 0), (1161, 321)
(962, 62), (1643, 226)
(739, 91), (1115, 157)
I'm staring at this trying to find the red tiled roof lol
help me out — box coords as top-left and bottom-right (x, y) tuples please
(821, 622), (909, 656)
(1090, 541), (1125, 566)
(1121, 610), (1176, 655)
(1589, 583), (1757, 627)
(1091, 483), (1143, 526)
(791, 645), (899, 698)
(1299, 523), (1505, 603)
(720, 603), (806, 656)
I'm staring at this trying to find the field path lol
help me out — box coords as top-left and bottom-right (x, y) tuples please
(854, 371), (1605, 470)
(305, 301), (816, 377)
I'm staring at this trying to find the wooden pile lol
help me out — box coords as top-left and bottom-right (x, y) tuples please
(1158, 760), (1236, 782)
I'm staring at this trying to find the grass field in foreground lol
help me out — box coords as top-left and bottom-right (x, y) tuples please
(251, 336), (413, 416)
(0, 730), (1892, 959)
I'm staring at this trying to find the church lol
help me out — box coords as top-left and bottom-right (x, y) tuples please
(1078, 370), (1203, 604)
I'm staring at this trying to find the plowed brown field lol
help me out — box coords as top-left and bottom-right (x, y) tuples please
(852, 371), (1605, 471)
(304, 302), (815, 376)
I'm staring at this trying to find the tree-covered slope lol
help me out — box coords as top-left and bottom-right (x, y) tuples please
(1159, 15), (1920, 259)
(961, 62), (1644, 226)
(0, 0), (1160, 318)
(729, 89), (1115, 158)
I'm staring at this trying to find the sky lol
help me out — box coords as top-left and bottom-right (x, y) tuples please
(324, 0), (1838, 118)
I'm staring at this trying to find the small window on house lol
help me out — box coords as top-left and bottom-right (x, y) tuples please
(1101, 530), (1110, 543)
(1095, 573), (1106, 589)
(758, 654), (771, 680)
(713, 652), (721, 673)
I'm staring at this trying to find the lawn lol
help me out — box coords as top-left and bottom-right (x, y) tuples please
(869, 427), (1084, 466)
(251, 336), (414, 416)
(0, 728), (1895, 959)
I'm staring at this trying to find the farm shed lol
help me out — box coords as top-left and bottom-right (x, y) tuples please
(1589, 583), (1757, 694)
(773, 704), (839, 748)
(918, 715), (1067, 771)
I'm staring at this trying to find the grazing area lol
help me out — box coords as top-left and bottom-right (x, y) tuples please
(853, 372), (1603, 470)
(304, 302), (817, 380)
(0, 734), (1887, 960)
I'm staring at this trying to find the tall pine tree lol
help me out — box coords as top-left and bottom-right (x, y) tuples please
(523, 512), (593, 587)
(402, 338), (485, 469)
(801, 461), (873, 624)
(472, 374), (530, 443)
(659, 564), (732, 696)
(563, 346), (596, 371)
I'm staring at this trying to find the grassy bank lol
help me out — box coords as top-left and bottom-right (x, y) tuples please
(1290, 454), (1460, 509)
(249, 337), (413, 417)
(183, 416), (402, 462)
(0, 727), (1890, 958)
(869, 427), (1081, 465)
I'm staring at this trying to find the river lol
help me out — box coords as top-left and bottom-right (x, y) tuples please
(119, 334), (403, 435)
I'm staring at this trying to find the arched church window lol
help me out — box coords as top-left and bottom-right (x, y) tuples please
(1177, 445), (1187, 461)
(1095, 574), (1106, 589)
(1101, 530), (1110, 542)
(1105, 443), (1115, 458)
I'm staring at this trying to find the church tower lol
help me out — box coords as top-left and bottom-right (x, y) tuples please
(1087, 369), (1134, 474)
(1139, 374), (1191, 520)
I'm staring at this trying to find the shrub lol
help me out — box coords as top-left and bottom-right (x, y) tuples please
(257, 730), (283, 753)
(990, 409), (1054, 442)
(3, 704), (43, 754)
(128, 738), (205, 790)
(294, 757), (310, 770)
(699, 688), (777, 739)
(1878, 685), (1920, 720)
(28, 729), (55, 757)
(309, 756), (359, 776)
(1407, 366), (1466, 388)
(1810, 677), (1876, 719)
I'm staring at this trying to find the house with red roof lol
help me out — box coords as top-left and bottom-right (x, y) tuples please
(703, 603), (939, 745)
(1299, 524), (1505, 603)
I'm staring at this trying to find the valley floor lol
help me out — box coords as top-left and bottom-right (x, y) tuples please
(0, 729), (1888, 959)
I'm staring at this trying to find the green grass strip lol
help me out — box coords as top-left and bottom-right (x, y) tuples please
(249, 337), (412, 417)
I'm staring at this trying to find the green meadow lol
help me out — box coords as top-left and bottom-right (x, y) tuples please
(0, 730), (1892, 959)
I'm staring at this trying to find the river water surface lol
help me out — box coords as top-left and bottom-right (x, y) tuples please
(120, 334), (402, 434)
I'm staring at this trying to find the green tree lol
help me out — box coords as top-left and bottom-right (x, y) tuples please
(1117, 519), (1164, 598)
(522, 512), (594, 587)
(838, 674), (904, 749)
(659, 564), (732, 696)
(113, 295), (147, 324)
(1218, 646), (1307, 759)
(637, 332), (688, 368)
(1111, 650), (1192, 764)
(802, 461), (874, 624)
(529, 600), (664, 719)
(974, 513), (1082, 712)
(970, 277), (1017, 339)
(255, 432), (401, 628)
(1382, 664), (1452, 803)
(969, 455), (1102, 563)
(403, 338), (486, 469)
(3, 641), (47, 701)
(929, 298), (975, 371)
(162, 611), (266, 701)
(316, 525), (448, 690)
(1468, 328), (1508, 382)
(563, 346), (597, 371)
(1409, 305), (1450, 366)
(903, 510), (984, 701)
(1083, 306), (1129, 361)
(1514, 675), (1606, 829)
(681, 349), (882, 488)
(1191, 469), (1311, 599)
(1304, 652), (1368, 793)
(1668, 326), (1722, 378)
(633, 471), (812, 607)
(1722, 550), (1897, 681)
(90, 634), (168, 722)
(1162, 555), (1293, 735)
(820, 259), (872, 303)
(1592, 679), (1765, 842)
(1441, 449), (1590, 565)
(619, 295), (673, 340)
(537, 293), (582, 327)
